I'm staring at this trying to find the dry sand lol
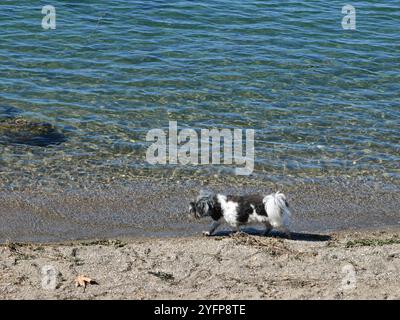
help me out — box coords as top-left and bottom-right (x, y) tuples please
(1, 229), (400, 300)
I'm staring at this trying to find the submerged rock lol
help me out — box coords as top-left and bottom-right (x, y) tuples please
(0, 107), (66, 147)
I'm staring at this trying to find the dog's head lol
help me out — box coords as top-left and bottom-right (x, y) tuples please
(189, 191), (215, 219)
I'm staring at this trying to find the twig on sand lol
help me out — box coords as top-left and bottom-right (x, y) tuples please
(148, 271), (175, 282)
(230, 233), (296, 256)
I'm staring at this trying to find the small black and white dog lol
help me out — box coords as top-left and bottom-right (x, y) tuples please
(189, 191), (291, 237)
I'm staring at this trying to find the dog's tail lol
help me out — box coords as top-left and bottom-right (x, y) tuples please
(263, 191), (291, 228)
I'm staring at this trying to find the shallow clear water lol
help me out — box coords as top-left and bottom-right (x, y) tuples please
(1, 1), (399, 189)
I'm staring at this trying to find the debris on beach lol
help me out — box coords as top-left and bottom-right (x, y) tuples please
(75, 275), (97, 289)
(148, 271), (175, 282)
(230, 233), (296, 257)
(345, 236), (400, 248)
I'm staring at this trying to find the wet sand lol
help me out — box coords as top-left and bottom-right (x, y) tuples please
(0, 177), (399, 243)
(1, 229), (400, 299)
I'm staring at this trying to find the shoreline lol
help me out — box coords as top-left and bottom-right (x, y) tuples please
(1, 177), (399, 243)
(1, 228), (400, 299)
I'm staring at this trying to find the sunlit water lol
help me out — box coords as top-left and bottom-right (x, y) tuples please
(1, 1), (399, 190)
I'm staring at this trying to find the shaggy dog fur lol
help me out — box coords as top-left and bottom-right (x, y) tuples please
(189, 191), (291, 237)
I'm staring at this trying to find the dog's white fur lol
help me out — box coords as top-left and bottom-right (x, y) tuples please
(192, 191), (291, 237)
(263, 191), (291, 236)
(216, 194), (239, 226)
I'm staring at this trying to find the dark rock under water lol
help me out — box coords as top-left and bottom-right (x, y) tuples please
(0, 106), (66, 147)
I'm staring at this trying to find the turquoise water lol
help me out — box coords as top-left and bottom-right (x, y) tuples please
(0, 1), (399, 189)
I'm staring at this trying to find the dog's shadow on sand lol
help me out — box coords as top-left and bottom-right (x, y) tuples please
(212, 228), (331, 242)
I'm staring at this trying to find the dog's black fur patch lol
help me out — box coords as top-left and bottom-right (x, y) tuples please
(191, 194), (267, 225)
(210, 195), (223, 220)
(226, 195), (267, 224)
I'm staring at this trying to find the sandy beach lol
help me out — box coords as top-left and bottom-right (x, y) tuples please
(1, 0), (399, 302)
(1, 229), (400, 300)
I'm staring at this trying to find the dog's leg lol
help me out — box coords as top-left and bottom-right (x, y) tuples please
(202, 220), (221, 236)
